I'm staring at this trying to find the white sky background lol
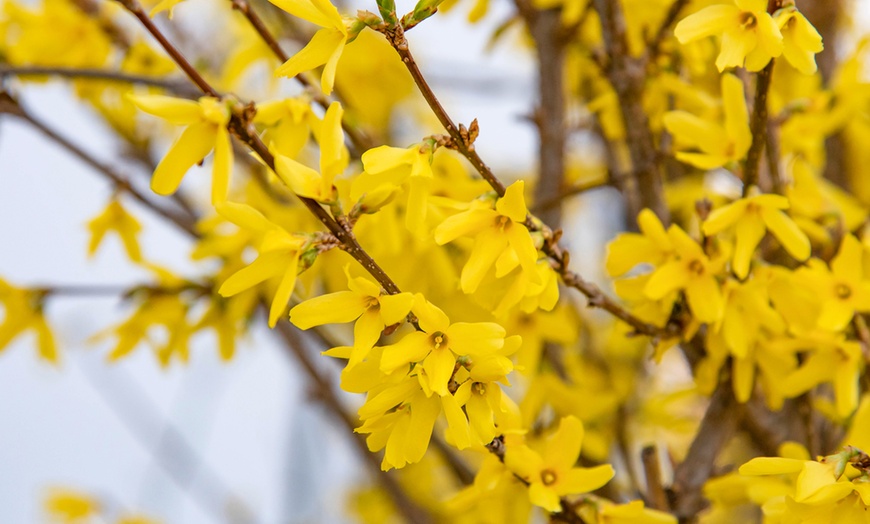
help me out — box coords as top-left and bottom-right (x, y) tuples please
(0, 1), (545, 523)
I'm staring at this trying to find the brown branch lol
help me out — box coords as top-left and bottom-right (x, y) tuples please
(765, 117), (784, 194)
(113, 0), (403, 295)
(641, 445), (669, 511)
(670, 381), (742, 521)
(1, 92), (198, 237)
(742, 61), (774, 196)
(593, 0), (670, 224)
(0, 66), (198, 96)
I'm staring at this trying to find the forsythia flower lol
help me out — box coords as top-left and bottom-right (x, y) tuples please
(44, 488), (99, 523)
(353, 142), (436, 233)
(379, 294), (507, 396)
(269, 0), (349, 94)
(674, 0), (783, 72)
(86, 200), (143, 263)
(644, 225), (726, 323)
(505, 416), (615, 512)
(794, 234), (870, 332)
(0, 279), (57, 363)
(129, 95), (233, 203)
(663, 73), (751, 170)
(775, 6), (824, 75)
(606, 208), (673, 277)
(289, 270), (414, 367)
(434, 181), (540, 294)
(216, 202), (308, 327)
(273, 101), (347, 203)
(702, 192), (811, 279)
(253, 97), (315, 158)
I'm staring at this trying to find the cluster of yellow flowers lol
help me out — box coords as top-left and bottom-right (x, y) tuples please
(4, 0), (870, 521)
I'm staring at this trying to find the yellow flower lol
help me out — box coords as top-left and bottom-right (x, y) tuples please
(379, 295), (507, 396)
(663, 73), (751, 170)
(674, 0), (783, 72)
(644, 225), (726, 323)
(86, 200), (143, 263)
(504, 416), (615, 512)
(44, 488), (99, 523)
(273, 101), (347, 203)
(215, 202), (307, 327)
(434, 181), (539, 294)
(353, 142), (436, 233)
(269, 0), (349, 94)
(253, 97), (315, 158)
(702, 192), (811, 279)
(775, 6), (824, 75)
(592, 500), (677, 524)
(289, 269), (414, 367)
(129, 95), (233, 203)
(605, 208), (673, 277)
(0, 279), (57, 363)
(795, 234), (870, 331)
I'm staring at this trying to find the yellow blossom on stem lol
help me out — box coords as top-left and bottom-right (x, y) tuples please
(273, 101), (347, 203)
(663, 73), (751, 170)
(606, 208), (673, 277)
(86, 200), (143, 263)
(128, 95), (233, 203)
(289, 268), (414, 368)
(268, 0), (350, 95)
(644, 225), (726, 324)
(775, 5), (824, 75)
(353, 142), (436, 233)
(434, 181), (540, 294)
(674, 0), (783, 72)
(505, 416), (615, 512)
(215, 202), (308, 327)
(702, 192), (811, 279)
(794, 235), (870, 332)
(379, 294), (507, 396)
(253, 97), (315, 158)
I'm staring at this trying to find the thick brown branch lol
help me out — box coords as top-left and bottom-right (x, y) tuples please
(670, 382), (742, 521)
(593, 0), (670, 224)
(742, 61), (774, 195)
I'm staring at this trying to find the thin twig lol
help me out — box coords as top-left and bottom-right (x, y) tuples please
(1, 92), (198, 237)
(742, 61), (774, 195)
(531, 178), (611, 214)
(641, 445), (669, 511)
(0, 66), (198, 96)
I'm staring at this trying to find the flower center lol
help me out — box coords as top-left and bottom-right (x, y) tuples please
(740, 11), (757, 30)
(541, 469), (557, 486)
(363, 296), (380, 310)
(688, 259), (705, 276)
(496, 215), (511, 230)
(430, 331), (448, 350)
(835, 283), (852, 300)
(472, 382), (487, 396)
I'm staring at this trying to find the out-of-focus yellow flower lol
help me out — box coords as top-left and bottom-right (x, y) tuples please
(269, 0), (349, 94)
(44, 488), (99, 523)
(795, 235), (870, 331)
(129, 95), (233, 203)
(674, 0), (783, 72)
(775, 6), (824, 75)
(505, 416), (614, 512)
(0, 279), (57, 363)
(87, 200), (143, 263)
(664, 74), (751, 170)
(253, 97), (315, 158)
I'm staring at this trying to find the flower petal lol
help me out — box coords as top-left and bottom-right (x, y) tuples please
(760, 207), (811, 262)
(152, 122), (216, 196)
(495, 181), (528, 223)
(289, 290), (367, 329)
